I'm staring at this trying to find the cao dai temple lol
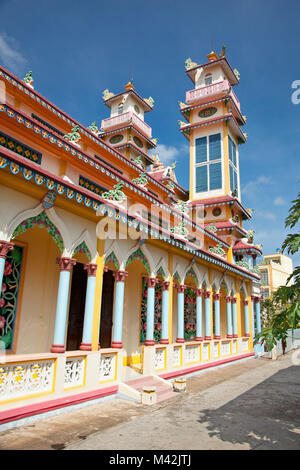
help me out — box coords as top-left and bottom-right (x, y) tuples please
(0, 49), (264, 424)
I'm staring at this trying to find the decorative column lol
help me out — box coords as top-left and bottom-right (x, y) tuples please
(160, 281), (170, 344)
(0, 241), (14, 292)
(225, 296), (233, 338)
(195, 288), (203, 341)
(231, 297), (238, 338)
(243, 300), (250, 337)
(204, 290), (211, 340)
(51, 257), (76, 353)
(255, 297), (262, 335)
(254, 297), (263, 355)
(111, 270), (128, 348)
(176, 284), (186, 343)
(80, 263), (98, 351)
(251, 295), (256, 337)
(213, 293), (221, 339)
(145, 277), (158, 346)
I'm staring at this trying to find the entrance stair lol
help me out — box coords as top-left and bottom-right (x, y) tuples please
(124, 375), (177, 403)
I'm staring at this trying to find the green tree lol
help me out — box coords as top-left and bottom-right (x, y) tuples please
(254, 188), (300, 351)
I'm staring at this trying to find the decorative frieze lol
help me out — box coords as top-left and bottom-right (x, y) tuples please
(0, 360), (55, 401)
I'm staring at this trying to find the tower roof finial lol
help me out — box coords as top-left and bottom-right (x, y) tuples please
(124, 79), (134, 91)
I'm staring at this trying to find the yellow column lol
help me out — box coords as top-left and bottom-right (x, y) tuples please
(247, 289), (253, 352)
(223, 119), (230, 195)
(189, 129), (194, 201)
(208, 271), (214, 339)
(235, 280), (242, 337)
(91, 238), (105, 351)
(168, 252), (173, 344)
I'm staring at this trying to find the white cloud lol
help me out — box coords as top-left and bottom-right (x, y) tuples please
(242, 176), (272, 197)
(0, 33), (27, 74)
(150, 143), (188, 164)
(274, 196), (285, 206)
(256, 210), (277, 221)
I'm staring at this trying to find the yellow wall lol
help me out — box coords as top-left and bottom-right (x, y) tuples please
(14, 226), (60, 354)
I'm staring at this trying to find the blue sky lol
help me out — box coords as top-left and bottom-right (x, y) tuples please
(0, 0), (299, 267)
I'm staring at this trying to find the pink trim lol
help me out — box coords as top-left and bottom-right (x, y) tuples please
(214, 335), (221, 340)
(145, 340), (155, 346)
(204, 336), (212, 340)
(146, 277), (158, 289)
(195, 337), (203, 341)
(113, 270), (128, 283)
(160, 339), (169, 344)
(159, 352), (255, 380)
(111, 341), (123, 348)
(79, 343), (92, 351)
(176, 338), (185, 343)
(50, 344), (65, 353)
(0, 385), (118, 425)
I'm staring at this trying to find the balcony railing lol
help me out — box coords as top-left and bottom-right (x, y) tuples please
(101, 112), (152, 139)
(229, 88), (241, 111)
(186, 79), (230, 105)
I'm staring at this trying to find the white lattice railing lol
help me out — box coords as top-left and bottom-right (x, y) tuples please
(64, 356), (85, 389)
(99, 352), (117, 382)
(242, 338), (249, 352)
(172, 346), (182, 367)
(155, 347), (166, 370)
(185, 344), (200, 364)
(0, 359), (55, 401)
(221, 340), (231, 357)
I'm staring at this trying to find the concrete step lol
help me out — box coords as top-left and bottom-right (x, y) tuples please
(124, 375), (177, 404)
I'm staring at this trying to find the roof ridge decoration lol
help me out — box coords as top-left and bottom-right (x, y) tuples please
(87, 121), (100, 136)
(102, 182), (126, 203)
(132, 172), (148, 189)
(144, 97), (154, 107)
(63, 125), (81, 145)
(208, 243), (226, 258)
(102, 89), (115, 101)
(170, 220), (189, 239)
(185, 58), (198, 70)
(23, 71), (34, 88)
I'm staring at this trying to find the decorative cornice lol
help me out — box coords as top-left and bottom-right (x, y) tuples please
(146, 277), (158, 288)
(113, 270), (128, 282)
(161, 281), (170, 291)
(203, 290), (211, 298)
(176, 284), (187, 294)
(56, 257), (76, 271)
(213, 293), (221, 300)
(84, 263), (98, 277)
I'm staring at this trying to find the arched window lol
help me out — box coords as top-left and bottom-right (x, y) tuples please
(204, 73), (212, 86)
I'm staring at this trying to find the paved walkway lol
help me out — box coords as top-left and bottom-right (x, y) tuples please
(0, 351), (299, 450)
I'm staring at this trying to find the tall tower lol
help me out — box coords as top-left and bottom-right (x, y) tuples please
(179, 49), (246, 203)
(179, 49), (261, 264)
(100, 81), (157, 170)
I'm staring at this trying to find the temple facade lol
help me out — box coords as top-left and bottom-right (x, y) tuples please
(0, 49), (263, 424)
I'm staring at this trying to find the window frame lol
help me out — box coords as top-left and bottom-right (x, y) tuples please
(194, 132), (223, 194)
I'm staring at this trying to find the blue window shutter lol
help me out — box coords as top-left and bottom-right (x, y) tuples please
(209, 134), (221, 161)
(196, 166), (208, 192)
(195, 137), (207, 163)
(209, 162), (222, 190)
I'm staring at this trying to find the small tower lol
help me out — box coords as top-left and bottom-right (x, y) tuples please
(100, 81), (157, 170)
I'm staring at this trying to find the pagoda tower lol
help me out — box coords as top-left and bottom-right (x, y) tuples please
(100, 81), (157, 171)
(179, 48), (262, 267)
